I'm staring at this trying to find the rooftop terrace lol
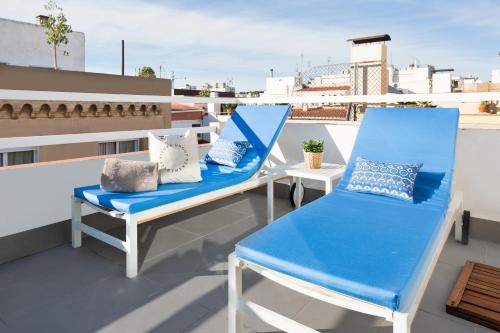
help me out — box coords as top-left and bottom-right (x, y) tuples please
(1, 188), (499, 333)
(1, 90), (500, 332)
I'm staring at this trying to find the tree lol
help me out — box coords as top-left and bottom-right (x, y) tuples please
(198, 85), (211, 97)
(40, 0), (72, 70)
(138, 66), (156, 78)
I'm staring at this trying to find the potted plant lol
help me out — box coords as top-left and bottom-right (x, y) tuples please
(222, 103), (238, 115)
(302, 139), (324, 169)
(487, 101), (498, 114)
(479, 101), (492, 113)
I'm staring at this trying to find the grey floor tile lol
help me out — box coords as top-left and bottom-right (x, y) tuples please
(439, 237), (487, 267)
(0, 246), (119, 318)
(151, 273), (228, 313)
(475, 324), (500, 333)
(139, 224), (202, 262)
(99, 286), (211, 333)
(408, 310), (474, 333)
(173, 207), (249, 236)
(181, 309), (228, 333)
(242, 314), (281, 333)
(293, 299), (381, 333)
(242, 270), (311, 319)
(0, 318), (11, 333)
(84, 223), (200, 269)
(4, 274), (163, 333)
(143, 213), (270, 280)
(141, 229), (234, 278)
(485, 242), (500, 267)
(1, 190), (500, 333)
(224, 193), (291, 219)
(420, 261), (462, 317)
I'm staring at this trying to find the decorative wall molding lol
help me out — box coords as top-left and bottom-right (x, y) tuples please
(0, 100), (163, 120)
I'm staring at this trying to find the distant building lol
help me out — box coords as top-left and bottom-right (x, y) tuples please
(261, 76), (298, 98)
(389, 62), (433, 94)
(171, 103), (205, 129)
(452, 74), (500, 93)
(174, 83), (236, 97)
(348, 35), (389, 95)
(211, 82), (235, 93)
(0, 18), (85, 71)
(236, 91), (263, 98)
(294, 85), (350, 98)
(432, 71), (452, 93)
(492, 69), (500, 84)
(171, 103), (206, 143)
(309, 72), (350, 87)
(389, 61), (453, 94)
(0, 65), (171, 166)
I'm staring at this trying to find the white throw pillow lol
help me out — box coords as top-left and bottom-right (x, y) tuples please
(148, 130), (202, 183)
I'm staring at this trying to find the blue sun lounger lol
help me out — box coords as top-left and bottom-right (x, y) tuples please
(71, 105), (291, 278)
(229, 107), (467, 333)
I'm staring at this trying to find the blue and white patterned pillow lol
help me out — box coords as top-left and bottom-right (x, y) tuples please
(205, 139), (250, 168)
(346, 157), (423, 201)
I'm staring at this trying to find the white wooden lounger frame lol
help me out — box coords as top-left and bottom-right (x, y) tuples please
(71, 169), (279, 278)
(228, 191), (466, 333)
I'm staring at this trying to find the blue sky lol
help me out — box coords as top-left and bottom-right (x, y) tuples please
(2, 0), (500, 90)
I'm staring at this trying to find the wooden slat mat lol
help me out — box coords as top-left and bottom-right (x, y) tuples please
(447, 261), (500, 331)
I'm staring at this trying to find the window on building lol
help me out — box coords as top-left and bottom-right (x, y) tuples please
(99, 140), (139, 156)
(191, 123), (202, 140)
(99, 142), (116, 155)
(118, 140), (138, 153)
(0, 149), (38, 167)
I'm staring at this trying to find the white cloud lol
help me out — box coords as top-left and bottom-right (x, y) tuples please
(1, 0), (499, 89)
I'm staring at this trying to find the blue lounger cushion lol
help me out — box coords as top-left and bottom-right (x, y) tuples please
(74, 105), (291, 214)
(236, 107), (459, 311)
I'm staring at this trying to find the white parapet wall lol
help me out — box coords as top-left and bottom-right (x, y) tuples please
(272, 121), (500, 223)
(0, 144), (212, 238)
(0, 121), (499, 238)
(0, 18), (85, 71)
(0, 152), (148, 237)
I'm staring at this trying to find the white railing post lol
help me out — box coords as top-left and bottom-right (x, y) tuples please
(204, 91), (221, 143)
(207, 91), (222, 115)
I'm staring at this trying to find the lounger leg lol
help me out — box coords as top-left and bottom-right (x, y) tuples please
(126, 215), (138, 278)
(267, 174), (274, 223)
(71, 196), (82, 248)
(393, 312), (410, 333)
(228, 253), (243, 333)
(295, 177), (302, 208)
(453, 192), (465, 243)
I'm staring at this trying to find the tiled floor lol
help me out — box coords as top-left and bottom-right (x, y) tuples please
(0, 190), (498, 333)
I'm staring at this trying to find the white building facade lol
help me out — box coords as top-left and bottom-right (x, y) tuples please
(492, 69), (500, 84)
(0, 18), (85, 71)
(262, 76), (298, 97)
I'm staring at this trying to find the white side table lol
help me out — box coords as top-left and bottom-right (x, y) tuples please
(266, 162), (345, 223)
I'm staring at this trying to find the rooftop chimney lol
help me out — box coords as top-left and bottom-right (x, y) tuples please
(36, 15), (49, 25)
(270, 68), (274, 77)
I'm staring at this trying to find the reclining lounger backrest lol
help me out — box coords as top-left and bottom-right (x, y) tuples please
(219, 105), (291, 170)
(337, 107), (460, 206)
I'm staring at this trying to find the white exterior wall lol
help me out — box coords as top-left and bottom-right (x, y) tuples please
(311, 73), (350, 86)
(262, 76), (296, 97)
(432, 72), (452, 93)
(396, 66), (431, 93)
(350, 44), (387, 63)
(1, 122), (500, 237)
(0, 18), (85, 71)
(273, 122), (500, 224)
(492, 69), (500, 84)
(172, 120), (202, 128)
